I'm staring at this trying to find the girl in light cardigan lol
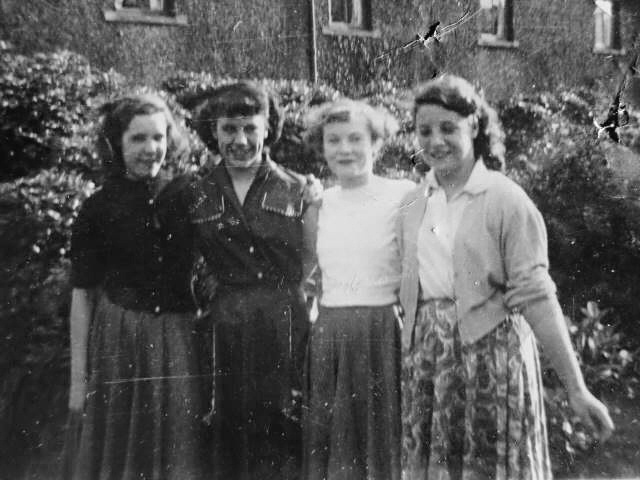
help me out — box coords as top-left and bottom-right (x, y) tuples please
(397, 75), (613, 479)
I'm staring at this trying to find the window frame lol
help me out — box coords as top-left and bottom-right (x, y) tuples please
(104, 0), (188, 26)
(322, 0), (380, 38)
(477, 0), (519, 49)
(593, 0), (625, 55)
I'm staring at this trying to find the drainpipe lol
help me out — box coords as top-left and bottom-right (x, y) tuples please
(309, 0), (318, 83)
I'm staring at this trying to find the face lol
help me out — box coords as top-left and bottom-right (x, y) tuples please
(215, 115), (268, 170)
(322, 116), (380, 184)
(121, 112), (168, 180)
(414, 104), (478, 180)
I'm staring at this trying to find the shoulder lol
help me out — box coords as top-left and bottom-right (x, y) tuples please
(267, 159), (306, 191)
(398, 181), (425, 209)
(483, 171), (543, 227)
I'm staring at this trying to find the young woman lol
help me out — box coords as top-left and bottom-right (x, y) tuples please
(302, 99), (415, 480)
(67, 94), (211, 479)
(184, 81), (317, 480)
(398, 75), (614, 479)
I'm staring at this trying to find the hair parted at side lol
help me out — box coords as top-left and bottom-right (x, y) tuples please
(192, 81), (283, 154)
(97, 93), (189, 177)
(413, 74), (505, 171)
(303, 98), (399, 157)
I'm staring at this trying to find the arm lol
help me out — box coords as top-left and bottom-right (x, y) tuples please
(501, 186), (614, 440)
(301, 203), (320, 300)
(69, 287), (96, 412)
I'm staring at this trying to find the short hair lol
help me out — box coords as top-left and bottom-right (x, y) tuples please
(413, 74), (505, 171)
(97, 94), (189, 177)
(192, 81), (283, 154)
(304, 98), (399, 157)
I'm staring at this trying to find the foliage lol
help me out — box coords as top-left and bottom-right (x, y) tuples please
(544, 301), (636, 475)
(0, 49), (125, 180)
(0, 168), (95, 465)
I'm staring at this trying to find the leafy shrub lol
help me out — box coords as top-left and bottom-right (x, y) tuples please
(0, 168), (95, 466)
(0, 49), (126, 180)
(544, 301), (636, 475)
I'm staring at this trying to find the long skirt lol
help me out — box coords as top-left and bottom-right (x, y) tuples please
(304, 304), (403, 480)
(210, 285), (309, 480)
(68, 293), (212, 480)
(402, 299), (552, 480)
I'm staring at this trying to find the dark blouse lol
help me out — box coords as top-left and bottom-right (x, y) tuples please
(183, 157), (308, 290)
(70, 176), (195, 313)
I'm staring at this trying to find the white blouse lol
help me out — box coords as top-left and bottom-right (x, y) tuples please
(317, 175), (415, 307)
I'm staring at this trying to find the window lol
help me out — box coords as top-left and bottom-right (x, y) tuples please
(478, 0), (518, 48)
(323, 0), (380, 37)
(104, 0), (187, 26)
(594, 0), (623, 53)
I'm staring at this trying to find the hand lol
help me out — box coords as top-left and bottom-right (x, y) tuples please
(68, 376), (88, 412)
(568, 386), (615, 441)
(303, 174), (323, 206)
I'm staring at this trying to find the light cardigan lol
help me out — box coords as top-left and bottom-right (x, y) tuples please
(397, 161), (561, 349)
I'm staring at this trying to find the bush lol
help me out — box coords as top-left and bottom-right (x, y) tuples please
(0, 49), (125, 180)
(0, 168), (95, 466)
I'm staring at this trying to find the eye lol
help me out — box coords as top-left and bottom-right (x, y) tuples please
(348, 133), (363, 142)
(221, 124), (235, 134)
(325, 136), (340, 144)
(130, 134), (146, 142)
(153, 134), (165, 142)
(418, 127), (431, 136)
(441, 123), (457, 134)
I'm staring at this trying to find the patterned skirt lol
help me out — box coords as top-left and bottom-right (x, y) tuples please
(303, 304), (402, 480)
(67, 293), (212, 480)
(402, 299), (552, 480)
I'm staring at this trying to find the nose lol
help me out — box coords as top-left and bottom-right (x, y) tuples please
(427, 130), (445, 146)
(143, 138), (157, 153)
(233, 129), (248, 145)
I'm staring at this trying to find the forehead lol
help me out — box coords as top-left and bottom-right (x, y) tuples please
(322, 115), (370, 135)
(217, 115), (266, 127)
(415, 104), (467, 124)
(125, 112), (167, 134)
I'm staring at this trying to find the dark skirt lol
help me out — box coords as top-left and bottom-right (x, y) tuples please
(210, 285), (309, 480)
(68, 293), (212, 480)
(303, 304), (403, 480)
(402, 299), (552, 480)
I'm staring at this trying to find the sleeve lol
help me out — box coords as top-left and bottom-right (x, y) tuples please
(500, 183), (560, 320)
(70, 195), (106, 288)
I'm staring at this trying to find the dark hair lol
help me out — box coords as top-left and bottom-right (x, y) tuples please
(304, 98), (399, 157)
(192, 81), (283, 154)
(97, 94), (188, 177)
(413, 74), (505, 171)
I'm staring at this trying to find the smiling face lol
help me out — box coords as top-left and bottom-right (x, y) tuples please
(215, 115), (268, 171)
(322, 116), (380, 186)
(121, 112), (168, 180)
(414, 103), (478, 183)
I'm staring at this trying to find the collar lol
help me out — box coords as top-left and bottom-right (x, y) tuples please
(423, 159), (491, 197)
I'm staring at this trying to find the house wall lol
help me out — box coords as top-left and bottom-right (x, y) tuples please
(1, 0), (638, 101)
(0, 0), (312, 86)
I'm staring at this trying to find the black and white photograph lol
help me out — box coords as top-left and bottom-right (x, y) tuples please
(1, 1), (639, 479)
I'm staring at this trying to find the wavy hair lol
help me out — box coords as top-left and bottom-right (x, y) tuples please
(304, 98), (399, 157)
(413, 74), (505, 171)
(97, 94), (189, 177)
(192, 81), (283, 154)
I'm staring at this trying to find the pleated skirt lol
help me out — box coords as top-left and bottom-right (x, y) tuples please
(304, 304), (403, 480)
(67, 293), (212, 480)
(402, 299), (552, 480)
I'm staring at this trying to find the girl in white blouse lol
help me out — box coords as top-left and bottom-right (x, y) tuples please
(302, 99), (414, 480)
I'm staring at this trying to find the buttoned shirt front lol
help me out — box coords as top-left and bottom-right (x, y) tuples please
(184, 156), (308, 289)
(417, 161), (492, 300)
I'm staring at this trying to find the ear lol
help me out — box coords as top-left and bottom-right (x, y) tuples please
(470, 115), (479, 139)
(371, 137), (384, 158)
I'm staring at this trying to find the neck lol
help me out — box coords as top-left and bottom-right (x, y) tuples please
(339, 172), (373, 190)
(435, 159), (475, 199)
(226, 157), (263, 183)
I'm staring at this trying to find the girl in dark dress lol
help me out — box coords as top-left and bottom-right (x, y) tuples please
(67, 94), (211, 480)
(182, 81), (317, 480)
